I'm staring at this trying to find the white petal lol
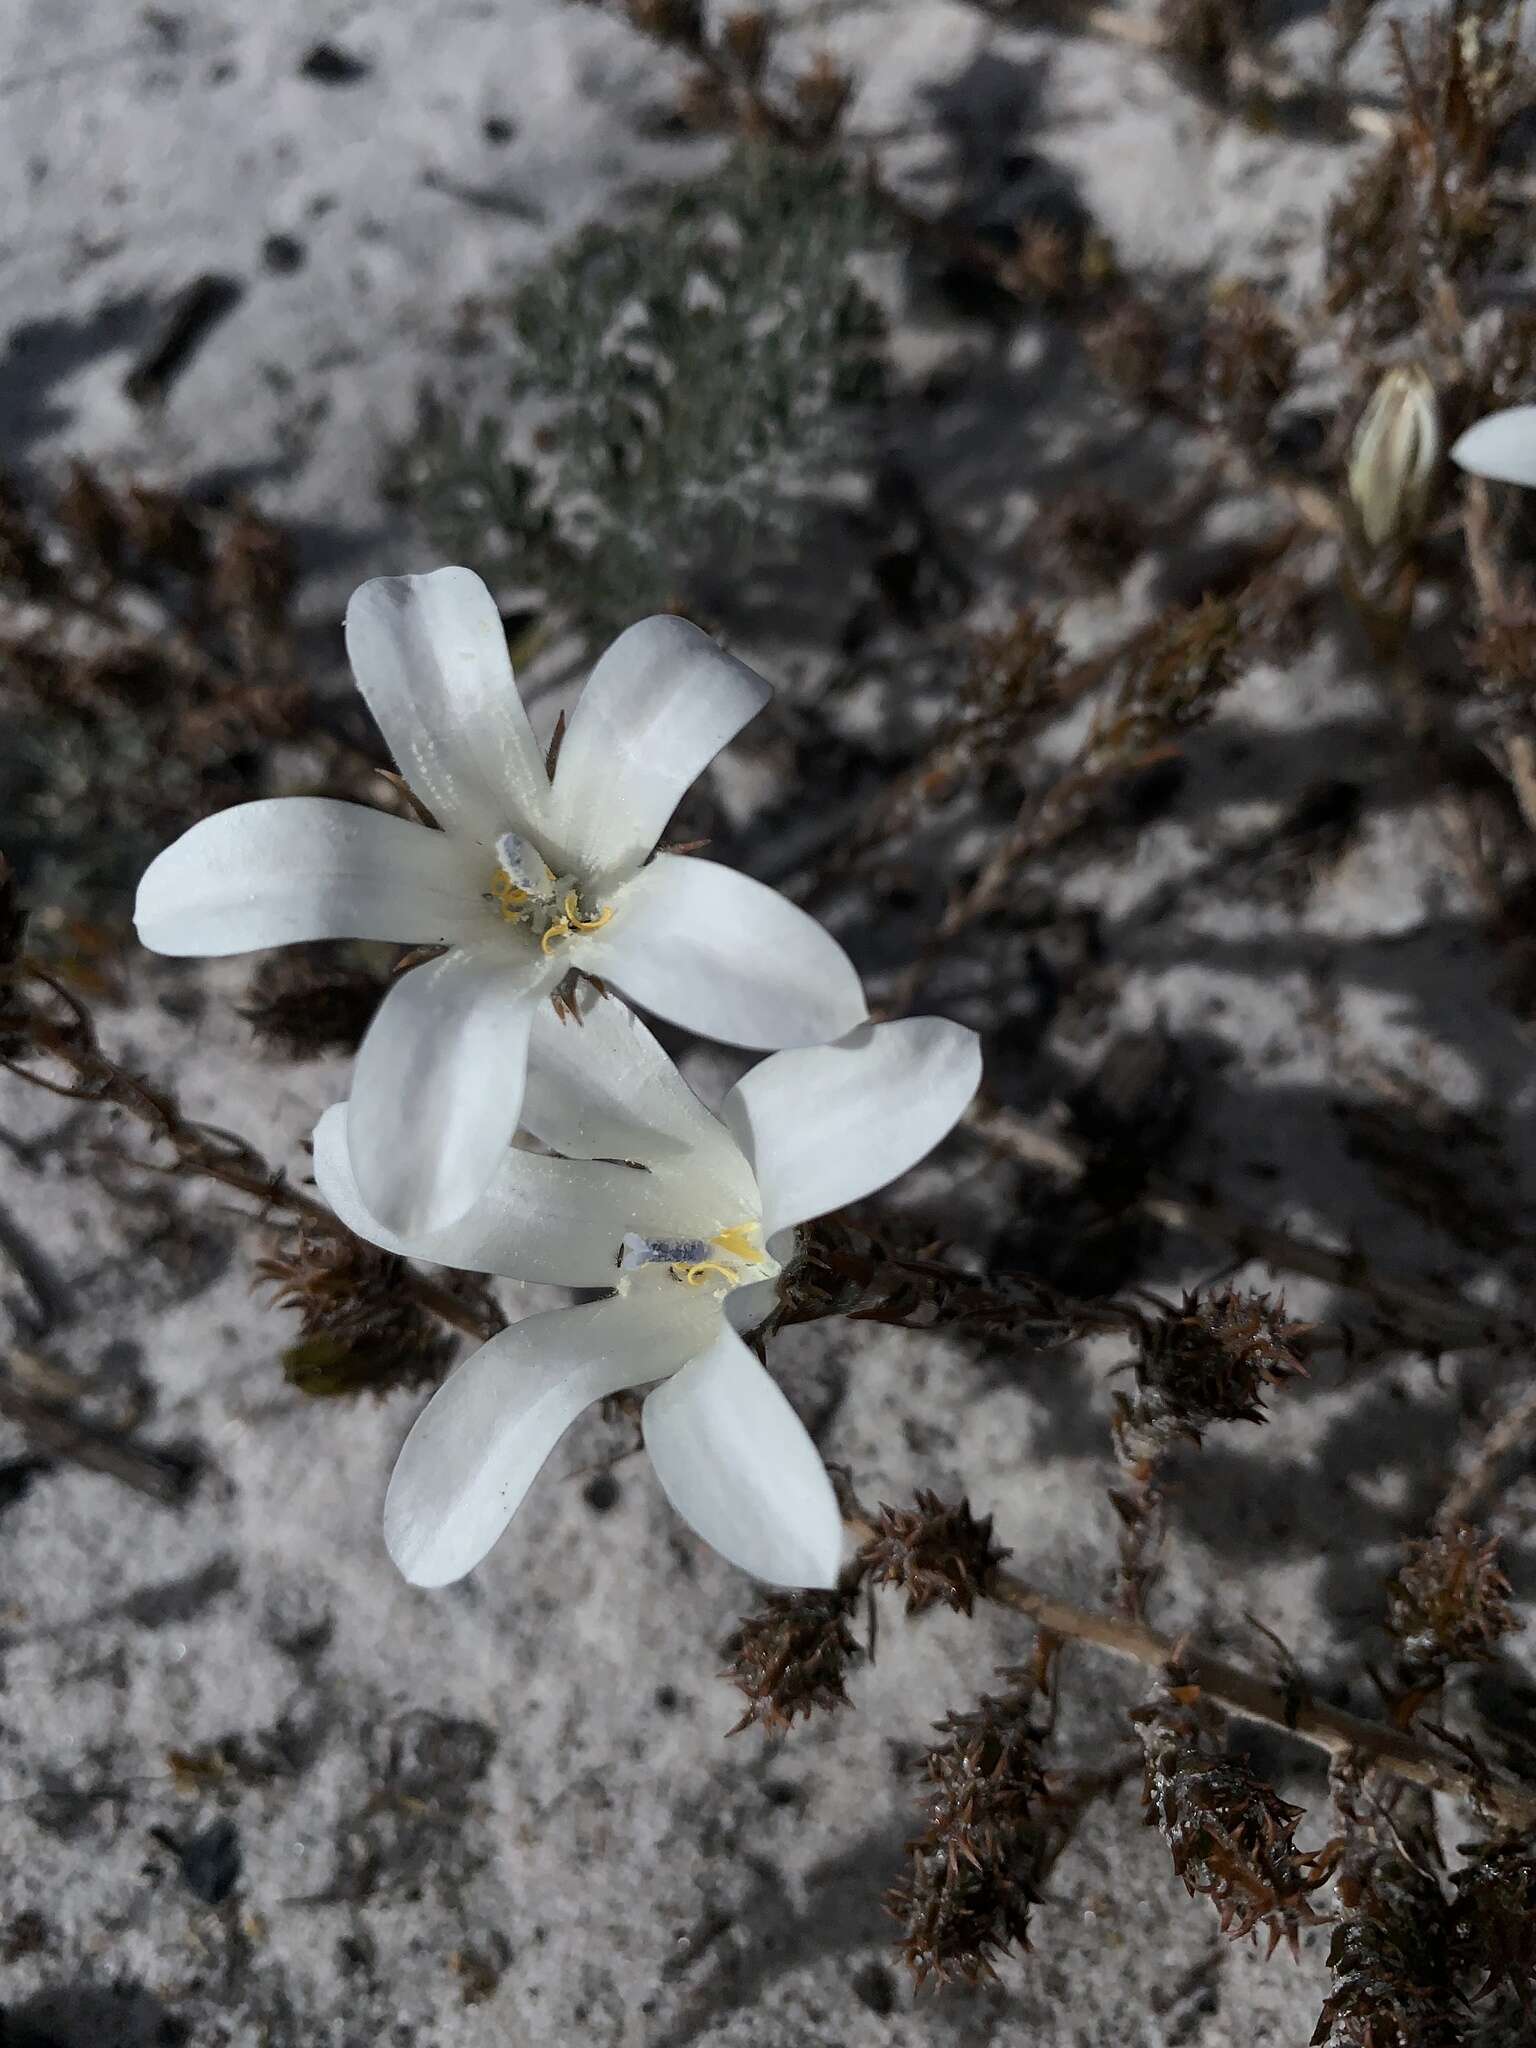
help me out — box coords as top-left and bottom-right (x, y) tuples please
(385, 1278), (719, 1587)
(523, 984), (756, 1209)
(134, 799), (487, 957)
(348, 945), (551, 1235)
(722, 1017), (982, 1238)
(345, 568), (551, 845)
(314, 1099), (709, 1285)
(642, 1324), (842, 1588)
(584, 855), (867, 1051)
(545, 616), (771, 884)
(1450, 407), (1536, 488)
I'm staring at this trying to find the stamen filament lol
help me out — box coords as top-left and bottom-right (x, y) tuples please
(671, 1259), (740, 1289)
(564, 894), (615, 935)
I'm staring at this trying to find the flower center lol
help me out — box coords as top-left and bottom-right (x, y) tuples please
(619, 1221), (774, 1296)
(489, 833), (613, 957)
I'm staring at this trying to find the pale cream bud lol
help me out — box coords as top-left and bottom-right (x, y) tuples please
(1348, 364), (1442, 553)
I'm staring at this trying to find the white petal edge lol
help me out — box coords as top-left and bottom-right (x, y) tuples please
(347, 945), (552, 1236)
(1450, 407), (1536, 488)
(545, 615), (771, 886)
(344, 568), (551, 846)
(385, 1279), (719, 1587)
(314, 1100), (704, 1286)
(722, 1017), (982, 1239)
(585, 854), (867, 1051)
(522, 985), (757, 1211)
(134, 798), (489, 957)
(642, 1323), (843, 1589)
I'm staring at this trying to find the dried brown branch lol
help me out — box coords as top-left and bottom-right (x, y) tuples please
(776, 1214), (1143, 1345)
(1007, 0), (1395, 139)
(1438, 1378), (1536, 1526)
(847, 1513), (1536, 1827)
(1110, 1289), (1310, 1618)
(970, 1101), (1534, 1356)
(0, 1369), (195, 1507)
(0, 946), (502, 1346)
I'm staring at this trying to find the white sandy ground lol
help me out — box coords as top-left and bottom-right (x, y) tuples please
(2, 0), (1535, 2043)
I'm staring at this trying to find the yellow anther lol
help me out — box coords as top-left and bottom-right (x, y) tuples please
(539, 918), (573, 956)
(490, 871), (532, 923)
(564, 894), (615, 936)
(711, 1222), (767, 1266)
(671, 1259), (740, 1289)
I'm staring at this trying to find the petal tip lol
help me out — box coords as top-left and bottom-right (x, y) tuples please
(383, 1512), (460, 1591)
(1450, 408), (1536, 486)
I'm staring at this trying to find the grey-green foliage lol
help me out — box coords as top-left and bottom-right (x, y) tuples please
(394, 147), (888, 638)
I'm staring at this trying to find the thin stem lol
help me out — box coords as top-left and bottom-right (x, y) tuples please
(969, 1102), (1533, 1356)
(0, 1373), (195, 1508)
(778, 1216), (1144, 1344)
(3, 962), (502, 1345)
(963, 0), (1395, 138)
(1437, 1378), (1536, 1527)
(847, 1515), (1536, 1826)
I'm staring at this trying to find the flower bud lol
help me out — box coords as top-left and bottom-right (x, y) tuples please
(1348, 364), (1441, 553)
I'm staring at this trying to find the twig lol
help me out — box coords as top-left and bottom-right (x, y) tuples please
(847, 1515), (1536, 1826)
(0, 1375), (195, 1507)
(778, 1215), (1144, 1343)
(1437, 1378), (1536, 1526)
(962, 0), (1395, 138)
(2, 961), (502, 1345)
(969, 1102), (1533, 1355)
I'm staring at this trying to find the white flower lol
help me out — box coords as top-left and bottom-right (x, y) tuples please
(135, 567), (866, 1236)
(311, 989), (981, 1591)
(1451, 404), (1536, 488)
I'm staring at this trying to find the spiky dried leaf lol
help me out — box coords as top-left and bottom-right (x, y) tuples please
(257, 1230), (480, 1398)
(1452, 1833), (1536, 1999)
(1202, 283), (1298, 442)
(1136, 1685), (1327, 1952)
(1116, 1287), (1310, 1462)
(1314, 1853), (1466, 2048)
(722, 1583), (863, 1734)
(862, 1490), (1011, 1617)
(1386, 1524), (1515, 1683)
(887, 1846), (1037, 1990)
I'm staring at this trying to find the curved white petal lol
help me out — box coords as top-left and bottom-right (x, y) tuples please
(385, 1278), (719, 1587)
(523, 984), (756, 1209)
(585, 855), (867, 1051)
(134, 799), (487, 957)
(722, 1017), (982, 1238)
(642, 1324), (842, 1588)
(545, 616), (771, 885)
(1451, 407), (1536, 488)
(345, 568), (551, 845)
(348, 945), (552, 1236)
(314, 1100), (699, 1285)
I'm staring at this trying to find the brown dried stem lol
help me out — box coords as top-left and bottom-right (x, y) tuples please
(848, 1513), (1536, 1827)
(1438, 1379), (1536, 1527)
(777, 1215), (1144, 1344)
(966, 0), (1395, 138)
(1, 959), (501, 1345)
(970, 1101), (1533, 1356)
(0, 1369), (194, 1507)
